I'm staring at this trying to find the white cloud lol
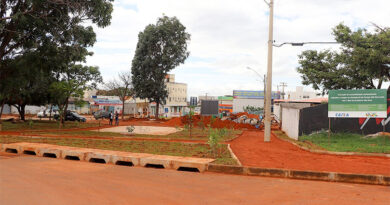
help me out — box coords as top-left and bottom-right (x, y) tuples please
(86, 0), (390, 97)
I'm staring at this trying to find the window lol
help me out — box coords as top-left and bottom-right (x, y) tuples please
(171, 107), (174, 112)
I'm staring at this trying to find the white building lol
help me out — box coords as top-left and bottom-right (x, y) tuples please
(150, 74), (188, 118)
(287, 86), (319, 100)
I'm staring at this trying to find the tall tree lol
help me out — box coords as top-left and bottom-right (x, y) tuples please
(297, 23), (390, 94)
(105, 72), (134, 120)
(131, 15), (190, 118)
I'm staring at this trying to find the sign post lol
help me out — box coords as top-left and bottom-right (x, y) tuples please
(328, 89), (387, 144)
(328, 89), (387, 118)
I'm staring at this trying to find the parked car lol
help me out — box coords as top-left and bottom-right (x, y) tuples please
(37, 109), (59, 118)
(54, 111), (86, 122)
(93, 110), (110, 120)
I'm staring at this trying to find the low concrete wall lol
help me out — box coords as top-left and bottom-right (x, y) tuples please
(281, 103), (311, 140)
(281, 107), (300, 140)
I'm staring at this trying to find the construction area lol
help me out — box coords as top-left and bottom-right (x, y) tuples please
(1, 114), (389, 176)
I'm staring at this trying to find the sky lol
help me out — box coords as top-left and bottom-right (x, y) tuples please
(86, 0), (390, 98)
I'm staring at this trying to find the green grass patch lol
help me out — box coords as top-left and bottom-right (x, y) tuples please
(0, 135), (238, 165)
(298, 131), (390, 154)
(1, 120), (98, 131)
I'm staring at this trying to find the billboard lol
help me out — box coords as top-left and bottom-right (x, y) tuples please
(233, 90), (280, 99)
(328, 89), (387, 118)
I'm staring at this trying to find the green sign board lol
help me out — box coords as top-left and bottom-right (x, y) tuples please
(328, 89), (387, 118)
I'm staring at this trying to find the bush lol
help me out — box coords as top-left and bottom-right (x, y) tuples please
(207, 128), (222, 157)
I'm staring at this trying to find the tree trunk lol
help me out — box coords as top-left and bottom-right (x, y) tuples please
(377, 78), (383, 89)
(13, 104), (26, 121)
(49, 104), (53, 121)
(155, 100), (160, 119)
(0, 100), (5, 131)
(61, 99), (69, 127)
(20, 104), (26, 121)
(122, 101), (125, 120)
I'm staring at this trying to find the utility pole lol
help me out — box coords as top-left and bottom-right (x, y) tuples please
(279, 82), (287, 99)
(264, 0), (274, 142)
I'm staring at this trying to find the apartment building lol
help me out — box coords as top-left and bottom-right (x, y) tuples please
(150, 74), (188, 118)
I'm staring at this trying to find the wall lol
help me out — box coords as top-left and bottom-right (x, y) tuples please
(124, 103), (137, 115)
(10, 105), (45, 115)
(233, 99), (264, 113)
(299, 100), (390, 135)
(281, 106), (300, 140)
(274, 103), (281, 122)
(0, 104), (11, 114)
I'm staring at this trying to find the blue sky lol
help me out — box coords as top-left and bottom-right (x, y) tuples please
(86, 0), (390, 98)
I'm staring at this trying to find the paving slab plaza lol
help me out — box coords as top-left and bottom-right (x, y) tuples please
(94, 125), (180, 135)
(1, 155), (389, 205)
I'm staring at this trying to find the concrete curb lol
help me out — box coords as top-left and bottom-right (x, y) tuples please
(1, 142), (214, 173)
(273, 133), (390, 158)
(227, 144), (242, 166)
(206, 164), (390, 186)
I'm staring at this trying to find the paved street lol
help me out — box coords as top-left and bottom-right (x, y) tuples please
(0, 155), (389, 205)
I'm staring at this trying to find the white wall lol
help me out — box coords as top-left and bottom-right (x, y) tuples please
(233, 99), (264, 113)
(274, 104), (281, 122)
(281, 107), (300, 140)
(11, 105), (45, 114)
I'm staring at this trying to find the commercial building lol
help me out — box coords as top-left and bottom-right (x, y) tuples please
(232, 90), (280, 113)
(218, 96), (233, 113)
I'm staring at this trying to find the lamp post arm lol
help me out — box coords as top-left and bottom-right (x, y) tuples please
(273, 41), (340, 47)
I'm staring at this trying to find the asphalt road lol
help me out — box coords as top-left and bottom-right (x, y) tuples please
(0, 155), (389, 205)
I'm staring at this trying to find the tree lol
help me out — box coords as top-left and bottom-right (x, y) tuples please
(105, 72), (134, 120)
(0, 0), (113, 64)
(49, 65), (102, 126)
(297, 23), (390, 94)
(131, 15), (190, 118)
(2, 51), (54, 121)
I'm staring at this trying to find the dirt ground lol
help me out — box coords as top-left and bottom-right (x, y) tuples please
(1, 156), (389, 205)
(230, 131), (390, 175)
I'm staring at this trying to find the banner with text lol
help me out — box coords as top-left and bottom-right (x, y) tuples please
(328, 89), (387, 118)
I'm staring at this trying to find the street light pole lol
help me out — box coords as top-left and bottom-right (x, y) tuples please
(264, 0), (274, 142)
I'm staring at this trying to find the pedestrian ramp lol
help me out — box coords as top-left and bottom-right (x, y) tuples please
(0, 143), (215, 173)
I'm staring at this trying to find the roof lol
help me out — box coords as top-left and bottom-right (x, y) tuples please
(275, 97), (328, 104)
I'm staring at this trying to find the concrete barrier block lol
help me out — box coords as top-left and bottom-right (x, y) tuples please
(139, 155), (176, 169)
(172, 157), (214, 173)
(382, 176), (390, 186)
(335, 173), (380, 185)
(2, 143), (26, 154)
(19, 143), (58, 156)
(289, 170), (332, 181)
(207, 164), (245, 175)
(112, 152), (152, 166)
(247, 167), (288, 177)
(85, 150), (123, 164)
(37, 147), (62, 158)
(60, 147), (93, 161)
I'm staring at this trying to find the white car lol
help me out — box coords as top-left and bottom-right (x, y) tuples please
(37, 109), (59, 118)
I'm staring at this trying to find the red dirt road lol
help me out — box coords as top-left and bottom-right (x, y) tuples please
(1, 156), (389, 205)
(230, 131), (390, 176)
